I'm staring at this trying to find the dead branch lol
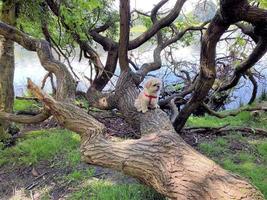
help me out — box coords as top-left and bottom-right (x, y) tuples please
(15, 96), (39, 101)
(202, 102), (267, 118)
(0, 111), (50, 124)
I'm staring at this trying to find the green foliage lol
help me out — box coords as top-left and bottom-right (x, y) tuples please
(0, 142), (4, 150)
(0, 129), (80, 166)
(16, 0), (118, 48)
(68, 181), (164, 200)
(258, 0), (267, 8)
(131, 25), (147, 34)
(75, 96), (89, 109)
(59, 0), (102, 40)
(235, 36), (246, 46)
(16, 0), (45, 38)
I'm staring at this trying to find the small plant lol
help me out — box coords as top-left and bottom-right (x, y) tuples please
(69, 181), (164, 200)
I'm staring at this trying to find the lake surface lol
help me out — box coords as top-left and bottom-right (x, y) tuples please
(14, 43), (267, 110)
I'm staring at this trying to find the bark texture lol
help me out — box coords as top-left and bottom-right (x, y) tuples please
(27, 79), (264, 200)
(0, 0), (16, 137)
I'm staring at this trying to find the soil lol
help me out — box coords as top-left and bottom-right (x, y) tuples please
(0, 156), (138, 200)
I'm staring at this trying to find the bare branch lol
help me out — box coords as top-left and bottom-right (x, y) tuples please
(0, 111), (50, 124)
(0, 21), (76, 101)
(202, 102), (267, 118)
(247, 72), (258, 104)
(129, 0), (186, 49)
(219, 37), (267, 92)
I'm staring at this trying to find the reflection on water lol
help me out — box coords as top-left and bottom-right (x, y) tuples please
(14, 44), (98, 95)
(14, 43), (267, 110)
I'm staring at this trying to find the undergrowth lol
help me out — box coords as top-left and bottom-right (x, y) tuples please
(0, 129), (163, 200)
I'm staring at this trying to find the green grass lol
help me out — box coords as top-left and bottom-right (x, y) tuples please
(61, 168), (161, 200)
(65, 168), (95, 183)
(187, 111), (252, 127)
(198, 134), (267, 198)
(187, 109), (267, 130)
(0, 129), (80, 166)
(14, 99), (39, 112)
(1, 128), (163, 199)
(68, 181), (164, 200)
(174, 107), (267, 198)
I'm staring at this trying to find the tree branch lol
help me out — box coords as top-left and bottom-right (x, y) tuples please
(202, 102), (267, 118)
(173, 13), (230, 131)
(0, 21), (76, 101)
(182, 126), (267, 136)
(218, 37), (267, 92)
(0, 111), (50, 124)
(247, 72), (258, 104)
(128, 0), (186, 49)
(118, 0), (130, 72)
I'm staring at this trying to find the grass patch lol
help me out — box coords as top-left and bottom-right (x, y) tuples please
(187, 111), (252, 127)
(65, 168), (95, 183)
(1, 128), (163, 199)
(198, 134), (267, 198)
(14, 99), (40, 112)
(187, 109), (267, 130)
(69, 180), (164, 200)
(0, 129), (80, 166)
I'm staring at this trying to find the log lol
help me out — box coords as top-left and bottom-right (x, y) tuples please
(26, 79), (264, 200)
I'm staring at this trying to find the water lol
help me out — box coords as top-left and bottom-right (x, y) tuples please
(14, 42), (267, 110)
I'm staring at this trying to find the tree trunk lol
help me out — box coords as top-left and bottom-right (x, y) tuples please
(26, 79), (264, 200)
(0, 0), (16, 138)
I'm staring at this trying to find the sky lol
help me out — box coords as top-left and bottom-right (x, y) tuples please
(114, 0), (218, 13)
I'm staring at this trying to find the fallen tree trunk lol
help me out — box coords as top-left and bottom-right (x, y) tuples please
(27, 79), (264, 200)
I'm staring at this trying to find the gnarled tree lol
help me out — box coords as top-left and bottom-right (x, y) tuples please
(0, 0), (16, 139)
(0, 0), (266, 199)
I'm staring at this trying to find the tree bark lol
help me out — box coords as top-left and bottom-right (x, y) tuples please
(26, 79), (264, 200)
(174, 13), (229, 131)
(0, 0), (16, 138)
